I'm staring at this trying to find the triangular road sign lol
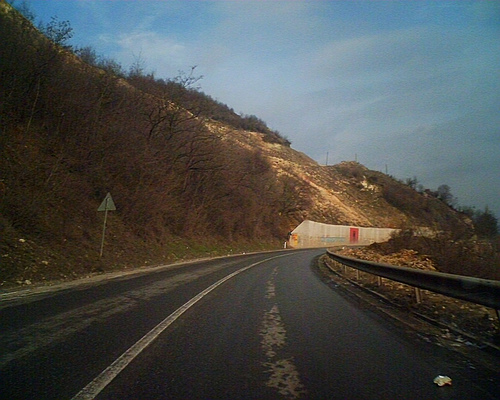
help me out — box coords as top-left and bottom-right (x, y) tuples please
(98, 192), (116, 211)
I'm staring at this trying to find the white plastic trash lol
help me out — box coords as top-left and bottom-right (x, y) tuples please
(433, 375), (452, 386)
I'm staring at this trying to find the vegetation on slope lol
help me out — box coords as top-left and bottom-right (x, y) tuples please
(0, 2), (293, 285)
(321, 162), (474, 234)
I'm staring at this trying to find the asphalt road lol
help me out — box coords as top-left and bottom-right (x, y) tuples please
(1, 249), (498, 399)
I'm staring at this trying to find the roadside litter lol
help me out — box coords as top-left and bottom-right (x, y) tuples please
(433, 375), (452, 386)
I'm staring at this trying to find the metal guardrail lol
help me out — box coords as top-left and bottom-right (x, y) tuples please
(326, 250), (500, 310)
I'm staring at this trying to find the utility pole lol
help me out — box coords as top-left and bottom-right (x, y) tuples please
(325, 152), (329, 166)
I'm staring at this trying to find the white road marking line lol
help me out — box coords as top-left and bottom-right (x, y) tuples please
(71, 253), (292, 400)
(261, 304), (286, 358)
(260, 267), (306, 399)
(264, 357), (305, 399)
(265, 267), (278, 299)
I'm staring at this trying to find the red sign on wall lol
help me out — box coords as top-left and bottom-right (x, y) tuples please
(349, 228), (359, 243)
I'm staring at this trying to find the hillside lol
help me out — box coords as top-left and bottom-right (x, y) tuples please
(0, 2), (473, 287)
(217, 124), (471, 231)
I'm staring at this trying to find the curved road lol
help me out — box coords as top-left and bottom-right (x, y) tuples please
(1, 249), (498, 399)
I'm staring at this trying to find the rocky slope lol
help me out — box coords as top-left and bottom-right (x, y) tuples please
(215, 123), (472, 233)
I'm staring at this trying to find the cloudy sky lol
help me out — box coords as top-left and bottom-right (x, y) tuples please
(23, 0), (499, 218)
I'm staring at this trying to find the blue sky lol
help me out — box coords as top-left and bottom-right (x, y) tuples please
(20, 0), (500, 219)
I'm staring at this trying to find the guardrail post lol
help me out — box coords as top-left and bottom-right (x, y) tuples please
(377, 276), (383, 287)
(415, 287), (423, 304)
(325, 250), (500, 311)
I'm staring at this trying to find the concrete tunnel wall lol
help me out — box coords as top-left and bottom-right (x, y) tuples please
(289, 220), (397, 248)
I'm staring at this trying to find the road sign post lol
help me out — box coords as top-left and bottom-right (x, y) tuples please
(97, 192), (116, 257)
